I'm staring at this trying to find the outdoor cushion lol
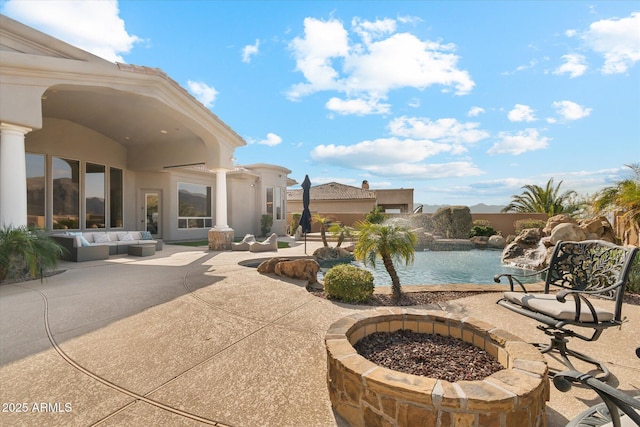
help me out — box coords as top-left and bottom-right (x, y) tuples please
(93, 233), (111, 243)
(66, 231), (90, 247)
(140, 231), (153, 240)
(503, 292), (614, 323)
(118, 233), (135, 241)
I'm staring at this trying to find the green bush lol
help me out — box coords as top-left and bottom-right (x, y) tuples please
(469, 220), (497, 237)
(514, 218), (547, 235)
(290, 212), (301, 235)
(261, 214), (273, 236)
(0, 226), (65, 282)
(365, 206), (388, 224)
(626, 252), (640, 294)
(324, 264), (374, 303)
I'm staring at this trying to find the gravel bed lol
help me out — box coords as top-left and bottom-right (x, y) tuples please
(354, 329), (503, 382)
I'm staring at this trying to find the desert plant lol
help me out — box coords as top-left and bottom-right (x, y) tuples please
(0, 226), (65, 282)
(502, 178), (578, 216)
(514, 218), (547, 235)
(260, 214), (273, 236)
(626, 252), (640, 295)
(469, 220), (497, 238)
(365, 206), (388, 224)
(313, 214), (331, 247)
(290, 212), (301, 235)
(353, 221), (417, 301)
(324, 264), (374, 303)
(328, 223), (355, 248)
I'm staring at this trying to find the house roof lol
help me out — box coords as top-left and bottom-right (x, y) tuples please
(287, 182), (376, 201)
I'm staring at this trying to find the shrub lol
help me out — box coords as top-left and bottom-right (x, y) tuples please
(514, 218), (546, 235)
(0, 226), (65, 282)
(324, 264), (374, 303)
(626, 252), (640, 295)
(261, 214), (273, 236)
(290, 212), (301, 235)
(365, 206), (388, 224)
(469, 220), (497, 238)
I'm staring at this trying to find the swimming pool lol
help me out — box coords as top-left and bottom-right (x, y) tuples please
(325, 249), (543, 286)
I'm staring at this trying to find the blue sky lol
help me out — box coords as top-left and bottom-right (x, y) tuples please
(2, 0), (639, 206)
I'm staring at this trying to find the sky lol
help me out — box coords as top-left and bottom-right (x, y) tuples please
(2, 0), (639, 207)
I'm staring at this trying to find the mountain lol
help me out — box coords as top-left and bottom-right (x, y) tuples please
(414, 203), (506, 213)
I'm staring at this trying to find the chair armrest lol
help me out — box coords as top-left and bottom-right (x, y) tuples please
(554, 370), (640, 427)
(556, 281), (625, 323)
(494, 268), (547, 292)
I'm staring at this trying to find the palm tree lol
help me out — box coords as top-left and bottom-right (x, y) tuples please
(592, 163), (640, 243)
(353, 221), (417, 301)
(502, 178), (577, 216)
(313, 214), (330, 247)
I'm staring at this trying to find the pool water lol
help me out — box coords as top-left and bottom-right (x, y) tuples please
(324, 249), (543, 286)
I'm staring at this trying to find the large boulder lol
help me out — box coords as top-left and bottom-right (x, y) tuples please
(432, 206), (472, 239)
(275, 259), (320, 284)
(550, 223), (587, 245)
(257, 257), (290, 274)
(543, 214), (577, 235)
(313, 246), (354, 268)
(502, 228), (547, 270)
(488, 235), (506, 248)
(579, 216), (617, 242)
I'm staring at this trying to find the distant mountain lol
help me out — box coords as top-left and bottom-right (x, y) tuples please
(414, 203), (506, 213)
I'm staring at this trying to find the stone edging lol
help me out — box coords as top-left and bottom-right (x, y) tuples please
(325, 308), (549, 427)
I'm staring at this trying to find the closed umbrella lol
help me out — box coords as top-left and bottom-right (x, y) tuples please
(299, 175), (312, 253)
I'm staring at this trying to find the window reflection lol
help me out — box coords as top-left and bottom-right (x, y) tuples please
(52, 157), (79, 229)
(26, 153), (45, 228)
(85, 163), (105, 228)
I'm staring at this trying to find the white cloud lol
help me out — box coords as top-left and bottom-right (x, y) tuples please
(186, 81), (218, 108)
(582, 11), (640, 74)
(242, 39), (260, 63)
(249, 133), (283, 146)
(2, 0), (140, 63)
(553, 53), (588, 78)
(388, 116), (489, 145)
(287, 17), (474, 111)
(467, 106), (485, 117)
(507, 104), (537, 122)
(408, 98), (421, 108)
(326, 96), (391, 115)
(488, 129), (550, 155)
(552, 100), (592, 120)
(363, 161), (484, 178)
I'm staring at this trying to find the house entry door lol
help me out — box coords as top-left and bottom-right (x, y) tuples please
(144, 191), (161, 238)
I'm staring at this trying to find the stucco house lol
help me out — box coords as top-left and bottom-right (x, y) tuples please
(0, 14), (290, 245)
(287, 181), (414, 231)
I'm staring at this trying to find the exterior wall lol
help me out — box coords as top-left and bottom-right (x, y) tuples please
(228, 176), (259, 237)
(374, 188), (413, 213)
(246, 165), (290, 236)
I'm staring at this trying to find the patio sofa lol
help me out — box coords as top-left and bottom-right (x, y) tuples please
(51, 231), (163, 262)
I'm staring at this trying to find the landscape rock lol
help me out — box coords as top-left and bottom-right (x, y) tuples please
(274, 259), (320, 284)
(550, 223), (587, 245)
(313, 246), (354, 268)
(543, 214), (577, 235)
(488, 235), (506, 248)
(257, 257), (290, 274)
(432, 206), (472, 239)
(579, 216), (616, 243)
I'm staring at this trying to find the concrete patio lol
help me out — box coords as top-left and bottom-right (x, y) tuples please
(1, 240), (638, 426)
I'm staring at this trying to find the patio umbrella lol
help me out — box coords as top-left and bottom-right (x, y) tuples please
(299, 175), (312, 253)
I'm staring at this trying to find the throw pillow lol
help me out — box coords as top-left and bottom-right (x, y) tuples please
(66, 231), (91, 247)
(93, 233), (111, 243)
(118, 233), (134, 242)
(140, 231), (153, 240)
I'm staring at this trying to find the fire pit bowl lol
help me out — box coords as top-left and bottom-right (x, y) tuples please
(325, 308), (549, 427)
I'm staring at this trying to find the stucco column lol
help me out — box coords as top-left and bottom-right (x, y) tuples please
(208, 169), (233, 250)
(0, 123), (31, 228)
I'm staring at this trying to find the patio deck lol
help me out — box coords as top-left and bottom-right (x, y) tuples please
(1, 240), (638, 426)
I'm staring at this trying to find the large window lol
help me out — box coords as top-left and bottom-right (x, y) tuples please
(26, 153), (45, 228)
(85, 163), (105, 229)
(266, 186), (285, 220)
(178, 182), (212, 229)
(109, 168), (123, 228)
(52, 157), (80, 229)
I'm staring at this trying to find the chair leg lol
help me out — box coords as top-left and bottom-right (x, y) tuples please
(535, 334), (610, 381)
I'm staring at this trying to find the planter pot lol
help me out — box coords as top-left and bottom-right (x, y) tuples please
(325, 308), (549, 427)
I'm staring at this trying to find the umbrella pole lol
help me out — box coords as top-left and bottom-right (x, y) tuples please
(304, 232), (307, 254)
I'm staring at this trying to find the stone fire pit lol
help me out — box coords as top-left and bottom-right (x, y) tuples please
(325, 308), (549, 427)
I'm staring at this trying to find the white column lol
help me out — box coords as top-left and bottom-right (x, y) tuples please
(0, 123), (31, 228)
(213, 169), (231, 230)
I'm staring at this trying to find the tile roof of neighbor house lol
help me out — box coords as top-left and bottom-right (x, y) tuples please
(287, 182), (376, 201)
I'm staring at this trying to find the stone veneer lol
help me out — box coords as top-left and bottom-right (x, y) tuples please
(325, 308), (549, 427)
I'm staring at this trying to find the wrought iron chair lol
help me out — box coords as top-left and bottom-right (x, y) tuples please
(553, 347), (640, 427)
(495, 240), (638, 380)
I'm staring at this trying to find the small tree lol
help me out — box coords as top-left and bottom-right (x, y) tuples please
(365, 206), (388, 224)
(328, 222), (355, 248)
(353, 221), (417, 301)
(313, 214), (331, 247)
(260, 214), (273, 236)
